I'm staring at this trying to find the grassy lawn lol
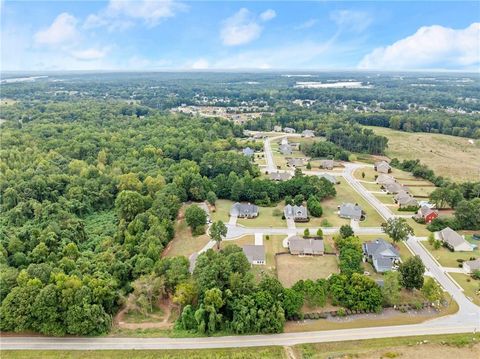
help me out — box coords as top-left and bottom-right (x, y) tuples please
(123, 306), (164, 324)
(408, 185), (436, 197)
(284, 298), (459, 333)
(405, 218), (430, 236)
(237, 201), (287, 228)
(210, 199), (233, 223)
(221, 235), (255, 249)
(365, 126), (480, 182)
(164, 218), (211, 258)
(277, 254), (339, 287)
(253, 153), (266, 166)
(423, 241), (479, 268)
(361, 181), (383, 191)
(449, 273), (480, 306)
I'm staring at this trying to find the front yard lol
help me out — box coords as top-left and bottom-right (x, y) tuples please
(449, 273), (480, 306)
(423, 241), (479, 268)
(276, 254), (339, 287)
(237, 201), (287, 228)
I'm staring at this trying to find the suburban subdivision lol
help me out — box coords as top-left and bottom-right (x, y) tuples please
(1, 55), (480, 359)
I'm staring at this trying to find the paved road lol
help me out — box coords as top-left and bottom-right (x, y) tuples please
(4, 131), (479, 351)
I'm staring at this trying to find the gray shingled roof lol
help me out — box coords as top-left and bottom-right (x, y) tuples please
(284, 204), (308, 220)
(439, 227), (470, 248)
(230, 202), (258, 217)
(242, 245), (266, 263)
(288, 237), (324, 254)
(242, 147), (255, 156)
(339, 203), (362, 220)
(270, 171), (292, 181)
(394, 191), (418, 206)
(318, 174), (338, 184)
(464, 258), (480, 271)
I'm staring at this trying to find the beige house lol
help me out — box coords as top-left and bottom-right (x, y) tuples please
(288, 237), (324, 256)
(438, 227), (473, 252)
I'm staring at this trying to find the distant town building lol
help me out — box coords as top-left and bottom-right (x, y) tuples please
(339, 203), (363, 221)
(284, 127), (296, 133)
(288, 236), (324, 256)
(230, 202), (259, 218)
(302, 130), (315, 138)
(284, 204), (309, 222)
(242, 245), (266, 265)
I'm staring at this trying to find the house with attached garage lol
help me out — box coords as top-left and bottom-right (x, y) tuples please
(284, 127), (296, 133)
(394, 191), (418, 208)
(438, 227), (473, 252)
(463, 258), (480, 274)
(286, 158), (306, 168)
(383, 182), (406, 195)
(318, 173), (339, 184)
(288, 236), (324, 256)
(242, 245), (266, 265)
(279, 143), (293, 155)
(363, 239), (400, 273)
(284, 204), (309, 222)
(415, 205), (438, 223)
(376, 174), (395, 186)
(302, 129), (315, 138)
(374, 160), (392, 174)
(269, 171), (292, 181)
(338, 203), (363, 221)
(230, 202), (259, 219)
(320, 159), (335, 170)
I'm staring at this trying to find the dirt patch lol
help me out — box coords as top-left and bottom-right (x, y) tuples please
(114, 298), (174, 330)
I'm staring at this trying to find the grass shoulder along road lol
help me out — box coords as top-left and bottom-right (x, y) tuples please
(422, 241), (479, 268)
(448, 273), (480, 306)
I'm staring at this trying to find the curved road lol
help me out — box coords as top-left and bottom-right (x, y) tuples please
(2, 131), (479, 351)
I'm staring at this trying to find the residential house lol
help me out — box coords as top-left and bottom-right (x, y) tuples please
(269, 171), (292, 181)
(284, 204), (309, 222)
(374, 160), (392, 174)
(279, 143), (292, 155)
(273, 125), (282, 132)
(363, 239), (400, 273)
(284, 127), (296, 133)
(383, 182), (405, 194)
(415, 205), (439, 223)
(463, 258), (480, 274)
(230, 202), (259, 218)
(253, 133), (265, 139)
(318, 174), (339, 184)
(242, 245), (266, 265)
(281, 138), (289, 145)
(320, 159), (334, 170)
(394, 191), (418, 208)
(288, 236), (324, 256)
(339, 203), (363, 221)
(286, 158), (305, 168)
(438, 227), (473, 252)
(242, 147), (255, 157)
(376, 174), (395, 186)
(302, 130), (315, 138)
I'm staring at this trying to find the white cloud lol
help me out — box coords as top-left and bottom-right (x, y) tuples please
(295, 19), (318, 30)
(34, 12), (79, 46)
(330, 10), (372, 32)
(220, 8), (275, 46)
(260, 9), (276, 22)
(359, 23), (480, 70)
(71, 47), (109, 61)
(191, 58), (209, 69)
(84, 0), (186, 30)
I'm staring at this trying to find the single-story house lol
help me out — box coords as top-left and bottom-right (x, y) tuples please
(374, 161), (392, 174)
(279, 144), (292, 155)
(242, 245), (266, 265)
(463, 258), (480, 274)
(288, 236), (324, 256)
(302, 130), (315, 138)
(438, 227), (473, 252)
(394, 191), (418, 208)
(273, 125), (282, 132)
(339, 203), (363, 221)
(418, 200), (435, 209)
(242, 147), (255, 157)
(363, 239), (400, 273)
(415, 205), (438, 223)
(281, 138), (289, 145)
(320, 159), (334, 170)
(284, 127), (296, 133)
(318, 173), (339, 184)
(383, 182), (405, 194)
(253, 133), (265, 139)
(284, 204), (309, 222)
(376, 174), (395, 186)
(286, 158), (305, 168)
(230, 202), (259, 219)
(270, 171), (292, 181)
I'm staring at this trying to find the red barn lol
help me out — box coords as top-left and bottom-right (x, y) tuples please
(416, 205), (438, 223)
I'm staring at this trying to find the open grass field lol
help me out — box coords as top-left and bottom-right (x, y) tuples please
(423, 241), (479, 268)
(237, 201), (287, 228)
(5, 334), (479, 359)
(449, 273), (480, 306)
(276, 254), (339, 287)
(163, 207), (211, 259)
(365, 126), (480, 182)
(0, 98), (17, 106)
(210, 199), (233, 223)
(405, 218), (431, 236)
(221, 235), (255, 249)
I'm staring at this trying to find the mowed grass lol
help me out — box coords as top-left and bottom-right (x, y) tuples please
(365, 126), (480, 182)
(423, 241), (479, 268)
(449, 273), (480, 306)
(276, 254), (339, 287)
(221, 235), (255, 249)
(237, 201), (287, 228)
(210, 199), (233, 223)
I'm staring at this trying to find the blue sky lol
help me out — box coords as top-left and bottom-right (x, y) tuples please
(1, 1), (479, 71)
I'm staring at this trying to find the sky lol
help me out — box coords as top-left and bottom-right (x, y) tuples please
(1, 0), (479, 71)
